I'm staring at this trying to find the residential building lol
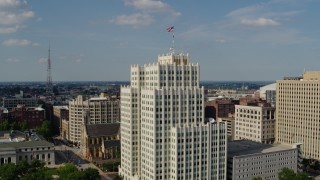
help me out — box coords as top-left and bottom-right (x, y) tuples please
(119, 53), (227, 180)
(68, 93), (120, 143)
(80, 123), (120, 160)
(235, 104), (275, 144)
(0, 130), (55, 165)
(276, 71), (320, 160)
(227, 140), (301, 180)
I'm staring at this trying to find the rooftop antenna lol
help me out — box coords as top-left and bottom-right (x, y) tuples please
(166, 26), (175, 54)
(46, 42), (53, 96)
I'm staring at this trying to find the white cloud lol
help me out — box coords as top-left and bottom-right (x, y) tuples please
(5, 58), (20, 63)
(241, 18), (280, 26)
(0, 0), (34, 33)
(37, 57), (46, 64)
(2, 39), (34, 46)
(0, 25), (21, 33)
(124, 0), (169, 12)
(111, 13), (153, 28)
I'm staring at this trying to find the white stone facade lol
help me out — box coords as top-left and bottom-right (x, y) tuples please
(119, 53), (227, 180)
(235, 105), (275, 144)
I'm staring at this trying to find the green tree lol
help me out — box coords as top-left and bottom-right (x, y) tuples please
(36, 120), (53, 140)
(0, 163), (18, 180)
(83, 168), (100, 180)
(278, 167), (313, 180)
(113, 175), (123, 180)
(57, 163), (79, 180)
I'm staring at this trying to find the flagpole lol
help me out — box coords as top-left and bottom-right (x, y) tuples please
(172, 31), (175, 54)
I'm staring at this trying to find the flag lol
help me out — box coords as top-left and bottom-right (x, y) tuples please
(166, 26), (174, 32)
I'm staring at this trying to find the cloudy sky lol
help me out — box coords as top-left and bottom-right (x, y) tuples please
(1, 0), (320, 81)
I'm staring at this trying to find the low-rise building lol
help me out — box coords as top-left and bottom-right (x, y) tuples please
(227, 140), (301, 180)
(53, 106), (69, 136)
(9, 105), (45, 129)
(0, 130), (55, 165)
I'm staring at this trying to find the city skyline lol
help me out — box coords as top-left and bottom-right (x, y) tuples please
(1, 0), (320, 82)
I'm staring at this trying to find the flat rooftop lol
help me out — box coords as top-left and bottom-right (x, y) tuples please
(228, 140), (296, 158)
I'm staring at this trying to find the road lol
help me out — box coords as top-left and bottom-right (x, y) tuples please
(52, 137), (115, 180)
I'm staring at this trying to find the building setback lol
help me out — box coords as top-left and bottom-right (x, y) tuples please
(119, 53), (227, 180)
(276, 71), (320, 160)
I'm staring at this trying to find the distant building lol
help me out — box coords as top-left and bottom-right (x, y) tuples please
(68, 93), (120, 143)
(235, 104), (275, 144)
(276, 71), (320, 160)
(227, 140), (301, 180)
(9, 105), (45, 129)
(2, 95), (37, 111)
(217, 117), (235, 140)
(53, 106), (69, 135)
(205, 99), (235, 120)
(258, 83), (276, 100)
(266, 90), (276, 107)
(80, 123), (120, 160)
(0, 130), (55, 165)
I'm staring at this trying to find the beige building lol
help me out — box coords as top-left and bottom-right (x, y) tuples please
(276, 71), (320, 160)
(217, 117), (235, 140)
(119, 53), (227, 180)
(53, 106), (69, 136)
(235, 104), (275, 144)
(69, 94), (120, 143)
(227, 140), (301, 180)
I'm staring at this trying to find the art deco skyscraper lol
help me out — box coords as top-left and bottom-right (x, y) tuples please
(276, 72), (320, 160)
(119, 53), (227, 180)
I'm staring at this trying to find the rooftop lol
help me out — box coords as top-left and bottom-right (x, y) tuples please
(0, 140), (53, 150)
(228, 140), (296, 158)
(85, 123), (120, 137)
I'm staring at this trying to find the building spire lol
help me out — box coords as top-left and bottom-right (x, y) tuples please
(46, 42), (53, 95)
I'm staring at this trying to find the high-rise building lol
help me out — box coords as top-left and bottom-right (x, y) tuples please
(276, 71), (320, 160)
(119, 53), (227, 180)
(68, 94), (120, 143)
(235, 104), (275, 144)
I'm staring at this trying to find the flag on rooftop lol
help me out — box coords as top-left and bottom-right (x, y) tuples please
(166, 26), (174, 32)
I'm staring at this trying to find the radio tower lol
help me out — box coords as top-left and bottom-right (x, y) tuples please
(46, 44), (53, 95)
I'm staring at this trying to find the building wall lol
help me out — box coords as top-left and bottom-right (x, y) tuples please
(276, 72), (320, 160)
(2, 98), (37, 110)
(235, 105), (275, 144)
(230, 148), (298, 180)
(217, 117), (235, 140)
(53, 106), (69, 136)
(10, 106), (45, 129)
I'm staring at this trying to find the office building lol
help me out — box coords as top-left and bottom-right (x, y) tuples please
(119, 53), (227, 180)
(2, 96), (37, 110)
(235, 104), (275, 144)
(217, 117), (235, 140)
(227, 140), (301, 180)
(68, 93), (120, 143)
(276, 71), (320, 160)
(205, 99), (235, 120)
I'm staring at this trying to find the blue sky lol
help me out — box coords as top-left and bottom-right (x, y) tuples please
(1, 0), (320, 81)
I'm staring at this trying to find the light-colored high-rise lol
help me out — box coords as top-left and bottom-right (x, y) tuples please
(276, 71), (320, 160)
(119, 53), (227, 180)
(235, 104), (275, 144)
(69, 94), (120, 143)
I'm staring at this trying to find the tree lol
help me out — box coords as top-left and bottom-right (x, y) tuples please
(36, 120), (53, 140)
(83, 168), (100, 180)
(278, 167), (313, 180)
(113, 175), (123, 180)
(57, 163), (79, 180)
(0, 163), (18, 180)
